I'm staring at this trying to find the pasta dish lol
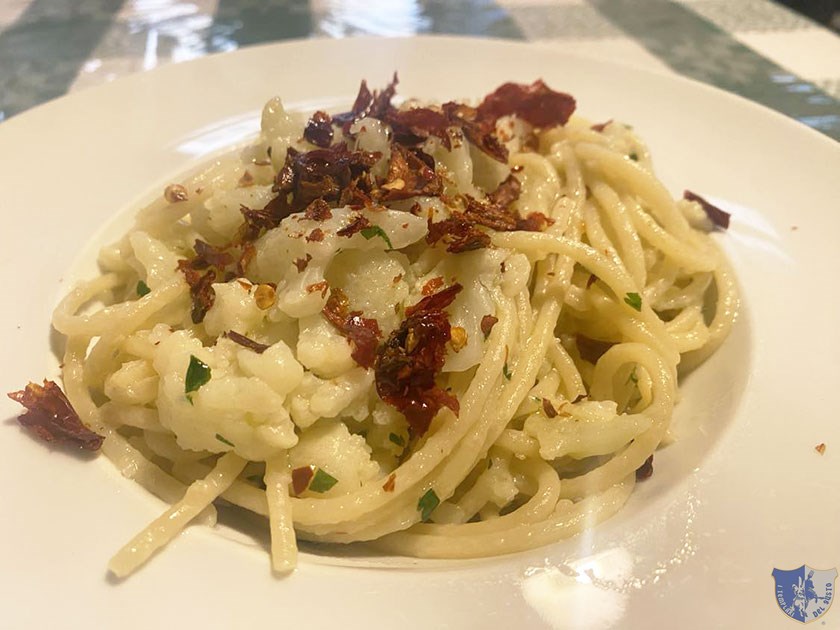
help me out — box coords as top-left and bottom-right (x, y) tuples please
(8, 76), (738, 577)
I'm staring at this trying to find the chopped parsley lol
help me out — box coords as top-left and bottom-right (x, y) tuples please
(136, 280), (151, 297)
(309, 468), (339, 493)
(418, 488), (440, 522)
(628, 152), (639, 161)
(624, 292), (642, 312)
(627, 367), (638, 385)
(502, 363), (512, 380)
(185, 355), (211, 395)
(389, 432), (406, 447)
(215, 433), (235, 447)
(360, 225), (393, 250)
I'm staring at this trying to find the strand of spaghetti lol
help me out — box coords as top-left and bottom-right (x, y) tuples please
(108, 452), (247, 578)
(560, 344), (674, 500)
(680, 257), (739, 372)
(373, 478), (633, 558)
(590, 181), (646, 286)
(265, 453), (297, 573)
(624, 196), (715, 272)
(429, 459), (561, 534)
(492, 231), (681, 367)
(575, 142), (691, 239)
(53, 275), (186, 337)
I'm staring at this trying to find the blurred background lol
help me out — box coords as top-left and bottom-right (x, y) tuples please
(1, 0), (838, 138)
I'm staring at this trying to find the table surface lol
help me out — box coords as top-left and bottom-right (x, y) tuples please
(1, 0), (839, 140)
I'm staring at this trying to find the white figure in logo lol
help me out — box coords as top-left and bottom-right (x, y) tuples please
(791, 576), (807, 619)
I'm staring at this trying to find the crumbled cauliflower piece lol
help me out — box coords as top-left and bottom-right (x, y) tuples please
(236, 340), (303, 398)
(289, 419), (379, 496)
(202, 185), (274, 240)
(153, 330), (297, 461)
(288, 368), (373, 429)
(325, 249), (410, 335)
(203, 280), (265, 338)
(296, 314), (355, 378)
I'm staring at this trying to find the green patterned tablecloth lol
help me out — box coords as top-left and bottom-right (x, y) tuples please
(1, 0), (838, 139)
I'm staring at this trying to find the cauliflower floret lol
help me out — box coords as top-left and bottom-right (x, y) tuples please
(236, 340), (303, 398)
(250, 207), (427, 320)
(289, 419), (379, 496)
(153, 330), (297, 461)
(296, 314), (355, 379)
(326, 249), (410, 335)
(288, 368), (373, 429)
(202, 185), (274, 240)
(203, 280), (265, 338)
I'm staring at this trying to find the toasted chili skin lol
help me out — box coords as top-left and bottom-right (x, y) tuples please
(476, 79), (576, 129)
(684, 190), (730, 229)
(635, 455), (654, 481)
(8, 380), (103, 450)
(374, 284), (462, 437)
(291, 466), (315, 496)
(224, 330), (270, 354)
(322, 288), (383, 369)
(304, 110), (334, 148)
(480, 314), (498, 338)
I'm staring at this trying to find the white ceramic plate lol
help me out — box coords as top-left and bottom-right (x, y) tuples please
(1, 37), (838, 629)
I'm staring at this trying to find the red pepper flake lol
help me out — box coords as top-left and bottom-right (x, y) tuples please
(306, 228), (325, 243)
(426, 214), (491, 253)
(375, 284), (462, 437)
(591, 119), (613, 133)
(392, 273), (404, 284)
(7, 380), (103, 450)
(293, 253), (313, 273)
(303, 110), (334, 148)
(586, 274), (598, 289)
(304, 198), (333, 221)
(382, 473), (397, 493)
(480, 314), (498, 339)
(376, 144), (443, 202)
(291, 465), (315, 496)
(224, 330), (270, 354)
(542, 398), (558, 418)
(571, 393), (588, 404)
(306, 280), (330, 297)
(322, 288), (383, 369)
(238, 170), (255, 187)
(815, 443), (826, 455)
(683, 190), (730, 230)
(421, 276), (445, 296)
(336, 213), (372, 238)
(635, 455), (654, 481)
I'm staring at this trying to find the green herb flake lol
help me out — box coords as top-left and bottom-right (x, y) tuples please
(418, 488), (440, 522)
(502, 363), (512, 380)
(389, 432), (405, 447)
(185, 355), (212, 394)
(309, 468), (339, 493)
(215, 433), (235, 447)
(624, 292), (642, 312)
(136, 280), (151, 297)
(627, 368), (638, 385)
(360, 225), (393, 250)
(628, 152), (639, 162)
